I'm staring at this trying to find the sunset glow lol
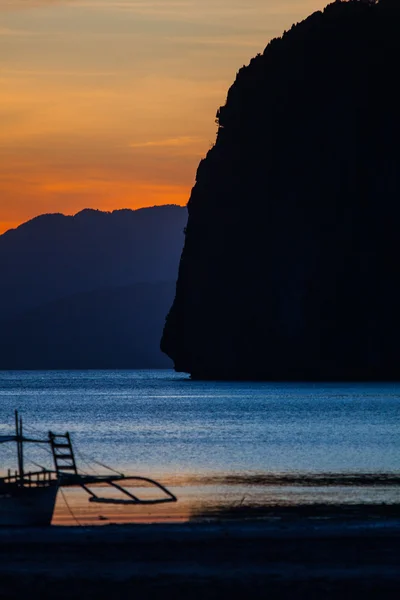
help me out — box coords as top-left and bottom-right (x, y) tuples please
(0, 0), (326, 233)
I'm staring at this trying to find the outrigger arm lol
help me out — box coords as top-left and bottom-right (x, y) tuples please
(48, 432), (177, 505)
(70, 475), (177, 505)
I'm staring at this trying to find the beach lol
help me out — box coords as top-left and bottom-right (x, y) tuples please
(1, 506), (399, 599)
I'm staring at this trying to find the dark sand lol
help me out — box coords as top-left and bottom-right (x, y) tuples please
(1, 505), (399, 599)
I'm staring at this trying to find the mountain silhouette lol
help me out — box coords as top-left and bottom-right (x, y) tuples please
(0, 205), (186, 319)
(161, 0), (400, 380)
(0, 205), (186, 369)
(0, 283), (175, 369)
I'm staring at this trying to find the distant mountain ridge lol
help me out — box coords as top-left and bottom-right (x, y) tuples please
(0, 282), (175, 369)
(0, 205), (186, 319)
(0, 205), (186, 369)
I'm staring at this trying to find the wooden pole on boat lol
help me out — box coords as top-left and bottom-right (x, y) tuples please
(15, 410), (24, 483)
(19, 414), (24, 480)
(15, 410), (20, 480)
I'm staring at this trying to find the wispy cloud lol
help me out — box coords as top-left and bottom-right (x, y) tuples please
(0, 0), (327, 19)
(129, 136), (203, 149)
(0, 0), (66, 10)
(0, 0), (189, 12)
(0, 27), (37, 35)
(0, 68), (119, 77)
(165, 35), (269, 49)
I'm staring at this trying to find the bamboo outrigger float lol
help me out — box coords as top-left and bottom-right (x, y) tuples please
(0, 411), (177, 526)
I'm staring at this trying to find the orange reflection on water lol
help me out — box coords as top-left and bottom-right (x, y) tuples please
(52, 486), (191, 526)
(13, 471), (400, 526)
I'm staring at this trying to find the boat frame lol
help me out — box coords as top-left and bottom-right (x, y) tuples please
(0, 411), (177, 525)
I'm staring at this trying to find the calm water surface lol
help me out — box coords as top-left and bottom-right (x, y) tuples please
(1, 370), (399, 524)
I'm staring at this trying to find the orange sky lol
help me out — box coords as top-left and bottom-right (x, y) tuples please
(0, 0), (326, 234)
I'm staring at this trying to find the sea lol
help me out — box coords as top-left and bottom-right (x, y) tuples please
(1, 369), (399, 525)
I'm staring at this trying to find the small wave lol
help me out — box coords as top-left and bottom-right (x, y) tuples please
(170, 472), (400, 488)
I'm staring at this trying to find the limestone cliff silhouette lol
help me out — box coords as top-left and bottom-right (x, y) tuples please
(161, 0), (400, 380)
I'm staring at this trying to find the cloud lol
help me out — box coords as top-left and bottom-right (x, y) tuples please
(0, 27), (37, 35)
(164, 34), (266, 49)
(74, 0), (327, 21)
(0, 1), (190, 12)
(0, 1), (328, 19)
(0, 68), (119, 77)
(0, 0), (65, 10)
(129, 136), (203, 149)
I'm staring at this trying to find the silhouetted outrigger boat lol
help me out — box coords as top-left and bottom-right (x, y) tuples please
(0, 411), (177, 526)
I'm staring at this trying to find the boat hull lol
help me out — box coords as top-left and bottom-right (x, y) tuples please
(0, 484), (58, 526)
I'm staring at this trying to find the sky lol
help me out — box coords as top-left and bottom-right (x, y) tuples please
(0, 0), (327, 233)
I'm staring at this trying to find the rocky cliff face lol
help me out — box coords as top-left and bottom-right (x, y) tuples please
(161, 0), (400, 380)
